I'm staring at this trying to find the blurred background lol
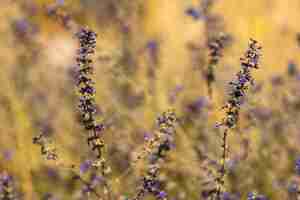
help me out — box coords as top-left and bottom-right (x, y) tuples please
(1, 0), (300, 199)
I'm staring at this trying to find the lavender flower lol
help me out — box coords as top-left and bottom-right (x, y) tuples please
(185, 7), (202, 20)
(206, 34), (230, 97)
(2, 150), (13, 161)
(134, 110), (177, 163)
(220, 39), (261, 128)
(133, 110), (177, 200)
(186, 96), (208, 114)
(215, 39), (262, 198)
(194, 0), (231, 97)
(0, 172), (19, 200)
(146, 40), (159, 60)
(75, 27), (113, 199)
(75, 27), (106, 168)
(134, 164), (166, 200)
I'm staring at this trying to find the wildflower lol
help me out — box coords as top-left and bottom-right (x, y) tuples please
(0, 172), (19, 200)
(134, 164), (167, 200)
(133, 110), (177, 200)
(215, 39), (262, 198)
(47, 168), (60, 180)
(146, 40), (158, 57)
(2, 150), (13, 161)
(185, 7), (202, 20)
(145, 40), (159, 81)
(206, 34), (230, 97)
(198, 0), (231, 97)
(220, 39), (262, 128)
(75, 27), (106, 167)
(186, 96), (208, 114)
(208, 34), (228, 66)
(287, 181), (298, 193)
(169, 84), (184, 104)
(135, 110), (177, 162)
(13, 19), (30, 36)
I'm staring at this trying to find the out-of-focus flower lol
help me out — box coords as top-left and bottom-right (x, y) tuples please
(247, 192), (268, 200)
(270, 75), (284, 86)
(295, 158), (300, 175)
(287, 61), (298, 77)
(186, 96), (208, 114)
(287, 181), (298, 193)
(185, 7), (202, 20)
(0, 171), (19, 200)
(169, 84), (184, 104)
(2, 150), (13, 161)
(56, 0), (65, 6)
(214, 39), (262, 198)
(79, 160), (93, 174)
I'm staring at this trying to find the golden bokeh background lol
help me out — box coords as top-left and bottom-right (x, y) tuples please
(1, 0), (300, 199)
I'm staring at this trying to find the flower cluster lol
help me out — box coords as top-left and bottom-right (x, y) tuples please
(134, 164), (167, 200)
(133, 110), (177, 200)
(154, 110), (177, 161)
(208, 34), (228, 67)
(0, 172), (19, 200)
(134, 110), (177, 163)
(75, 27), (106, 166)
(215, 39), (261, 198)
(221, 39), (261, 129)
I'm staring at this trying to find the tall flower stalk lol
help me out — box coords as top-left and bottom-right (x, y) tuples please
(215, 39), (262, 199)
(75, 27), (107, 169)
(75, 27), (115, 199)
